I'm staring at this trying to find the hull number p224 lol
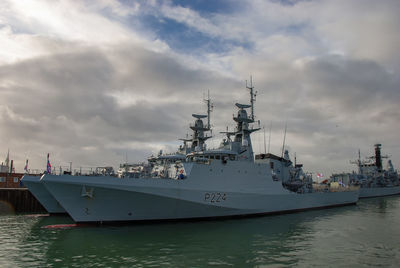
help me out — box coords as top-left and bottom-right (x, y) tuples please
(204, 192), (227, 203)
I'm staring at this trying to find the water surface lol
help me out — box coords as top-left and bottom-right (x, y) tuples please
(1, 197), (399, 267)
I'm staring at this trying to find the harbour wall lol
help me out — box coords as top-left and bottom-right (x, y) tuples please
(0, 188), (46, 214)
(0, 172), (26, 188)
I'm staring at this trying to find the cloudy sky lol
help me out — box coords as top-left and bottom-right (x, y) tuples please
(1, 0), (399, 176)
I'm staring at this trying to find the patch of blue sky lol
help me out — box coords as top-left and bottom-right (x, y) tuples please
(142, 15), (252, 54)
(0, 21), (35, 35)
(279, 22), (309, 35)
(165, 0), (240, 16)
(271, 0), (310, 6)
(116, 0), (239, 16)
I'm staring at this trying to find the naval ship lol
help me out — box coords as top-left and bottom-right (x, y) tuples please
(41, 81), (359, 223)
(331, 144), (400, 198)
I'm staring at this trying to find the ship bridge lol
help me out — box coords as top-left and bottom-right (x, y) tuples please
(187, 149), (238, 163)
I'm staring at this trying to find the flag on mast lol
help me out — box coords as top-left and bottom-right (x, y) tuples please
(24, 159), (29, 173)
(47, 153), (51, 174)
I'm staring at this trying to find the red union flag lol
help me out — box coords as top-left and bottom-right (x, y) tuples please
(47, 153), (51, 174)
(317, 173), (324, 178)
(24, 159), (28, 172)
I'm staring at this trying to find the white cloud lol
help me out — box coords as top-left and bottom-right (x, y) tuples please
(0, 0), (167, 64)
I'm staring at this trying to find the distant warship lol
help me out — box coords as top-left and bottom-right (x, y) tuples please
(40, 80), (359, 223)
(331, 144), (400, 198)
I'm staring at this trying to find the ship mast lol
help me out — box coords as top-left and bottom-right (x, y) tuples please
(350, 149), (363, 174)
(281, 123), (287, 158)
(204, 90), (213, 130)
(229, 77), (261, 162)
(246, 76), (257, 121)
(268, 122), (272, 153)
(181, 92), (213, 152)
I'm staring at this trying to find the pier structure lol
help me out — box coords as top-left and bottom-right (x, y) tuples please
(0, 172), (46, 213)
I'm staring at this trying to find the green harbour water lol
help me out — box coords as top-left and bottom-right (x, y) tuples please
(1, 197), (400, 267)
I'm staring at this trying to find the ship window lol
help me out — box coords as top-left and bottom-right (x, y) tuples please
(210, 155), (214, 159)
(270, 162), (274, 169)
(0, 177), (4, 182)
(14, 177), (19, 183)
(229, 155), (235, 161)
(216, 155), (221, 160)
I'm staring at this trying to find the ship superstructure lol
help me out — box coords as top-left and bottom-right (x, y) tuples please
(255, 150), (313, 193)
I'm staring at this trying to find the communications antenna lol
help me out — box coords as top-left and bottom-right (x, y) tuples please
(281, 123), (287, 158)
(246, 76), (257, 121)
(204, 90), (213, 130)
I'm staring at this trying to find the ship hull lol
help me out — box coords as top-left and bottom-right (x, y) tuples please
(21, 175), (66, 214)
(359, 186), (400, 198)
(42, 170), (358, 223)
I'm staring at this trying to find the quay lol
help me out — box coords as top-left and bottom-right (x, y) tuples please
(0, 172), (46, 214)
(0, 188), (46, 213)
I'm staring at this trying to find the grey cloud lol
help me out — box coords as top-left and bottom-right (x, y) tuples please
(235, 55), (400, 174)
(0, 44), (243, 171)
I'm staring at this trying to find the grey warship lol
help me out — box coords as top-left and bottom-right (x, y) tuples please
(42, 81), (359, 223)
(331, 144), (400, 198)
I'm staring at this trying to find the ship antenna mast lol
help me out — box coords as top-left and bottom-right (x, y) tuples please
(246, 76), (257, 121)
(204, 90), (213, 130)
(268, 122), (272, 154)
(350, 148), (364, 174)
(263, 126), (267, 154)
(281, 122), (287, 158)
